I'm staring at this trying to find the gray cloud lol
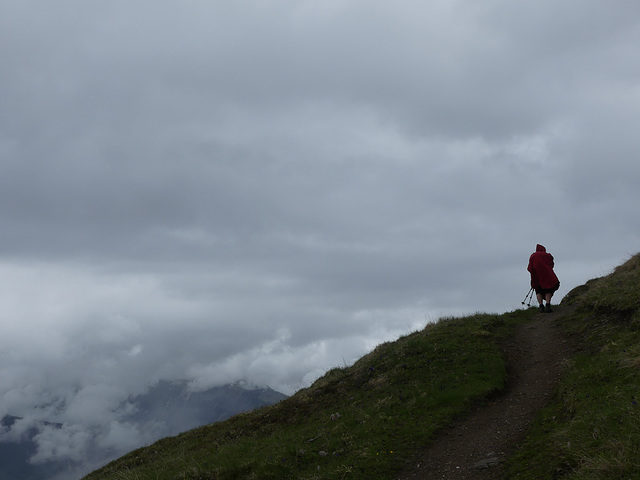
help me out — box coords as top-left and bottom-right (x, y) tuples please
(1, 0), (639, 477)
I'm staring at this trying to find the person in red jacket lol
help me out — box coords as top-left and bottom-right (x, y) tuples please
(527, 244), (560, 312)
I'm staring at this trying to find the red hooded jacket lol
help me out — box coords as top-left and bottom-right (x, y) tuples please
(528, 244), (559, 289)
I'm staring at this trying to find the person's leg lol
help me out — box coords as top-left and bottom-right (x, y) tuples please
(536, 293), (544, 311)
(544, 292), (553, 312)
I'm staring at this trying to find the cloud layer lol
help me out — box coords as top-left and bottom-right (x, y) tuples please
(1, 0), (639, 477)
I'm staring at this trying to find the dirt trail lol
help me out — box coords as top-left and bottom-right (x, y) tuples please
(398, 306), (574, 480)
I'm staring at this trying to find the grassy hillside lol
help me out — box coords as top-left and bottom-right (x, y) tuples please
(505, 253), (640, 479)
(83, 253), (640, 480)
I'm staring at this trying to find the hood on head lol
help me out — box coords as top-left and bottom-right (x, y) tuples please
(536, 244), (546, 252)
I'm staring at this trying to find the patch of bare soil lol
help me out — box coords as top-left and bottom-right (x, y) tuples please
(398, 305), (575, 480)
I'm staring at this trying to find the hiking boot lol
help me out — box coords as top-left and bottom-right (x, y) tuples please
(539, 304), (545, 313)
(545, 304), (553, 313)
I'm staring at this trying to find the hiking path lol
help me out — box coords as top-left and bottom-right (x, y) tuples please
(398, 305), (574, 480)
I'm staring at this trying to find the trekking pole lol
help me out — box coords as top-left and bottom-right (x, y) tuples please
(521, 287), (534, 306)
(521, 287), (531, 305)
(527, 288), (535, 307)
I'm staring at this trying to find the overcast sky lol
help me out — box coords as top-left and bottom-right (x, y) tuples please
(1, 0), (639, 476)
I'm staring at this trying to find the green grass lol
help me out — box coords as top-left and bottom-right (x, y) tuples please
(83, 310), (533, 480)
(85, 253), (640, 480)
(505, 253), (640, 479)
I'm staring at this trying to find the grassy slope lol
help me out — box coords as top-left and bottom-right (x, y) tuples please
(505, 253), (640, 479)
(84, 253), (640, 480)
(83, 310), (531, 480)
